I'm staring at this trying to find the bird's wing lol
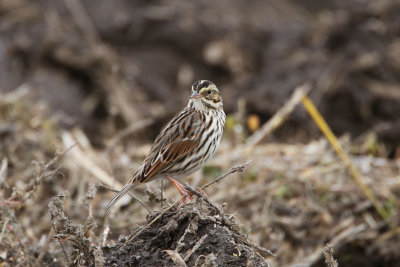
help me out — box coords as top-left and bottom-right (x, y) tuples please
(105, 109), (204, 213)
(137, 109), (204, 183)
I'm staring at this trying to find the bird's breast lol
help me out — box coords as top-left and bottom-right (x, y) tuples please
(165, 109), (225, 178)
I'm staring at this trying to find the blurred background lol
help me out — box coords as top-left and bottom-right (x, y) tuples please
(1, 0), (400, 266)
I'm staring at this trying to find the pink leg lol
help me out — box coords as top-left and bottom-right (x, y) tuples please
(167, 176), (192, 206)
(167, 176), (209, 206)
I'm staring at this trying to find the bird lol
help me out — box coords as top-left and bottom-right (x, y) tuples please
(105, 80), (226, 213)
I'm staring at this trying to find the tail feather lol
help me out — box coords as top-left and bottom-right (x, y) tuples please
(104, 183), (136, 214)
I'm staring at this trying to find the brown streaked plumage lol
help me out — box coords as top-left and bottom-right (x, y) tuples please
(105, 80), (225, 213)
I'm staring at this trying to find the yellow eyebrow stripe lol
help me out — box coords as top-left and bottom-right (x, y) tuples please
(199, 87), (211, 94)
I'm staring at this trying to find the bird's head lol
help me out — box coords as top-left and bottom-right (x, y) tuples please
(190, 80), (223, 110)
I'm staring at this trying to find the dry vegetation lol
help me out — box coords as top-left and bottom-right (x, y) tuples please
(1, 0), (400, 266)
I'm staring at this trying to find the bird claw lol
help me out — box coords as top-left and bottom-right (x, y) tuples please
(178, 194), (192, 208)
(167, 176), (209, 208)
(177, 186), (209, 208)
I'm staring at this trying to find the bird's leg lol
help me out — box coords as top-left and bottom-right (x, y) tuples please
(167, 176), (193, 206)
(167, 176), (210, 206)
(167, 176), (187, 196)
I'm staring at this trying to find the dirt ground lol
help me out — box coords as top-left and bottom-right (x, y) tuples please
(103, 203), (270, 267)
(1, 0), (400, 266)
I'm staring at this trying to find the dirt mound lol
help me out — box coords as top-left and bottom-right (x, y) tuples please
(104, 203), (270, 267)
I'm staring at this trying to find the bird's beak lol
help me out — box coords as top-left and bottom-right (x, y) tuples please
(191, 90), (201, 99)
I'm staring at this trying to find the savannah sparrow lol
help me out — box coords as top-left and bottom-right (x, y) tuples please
(105, 80), (226, 213)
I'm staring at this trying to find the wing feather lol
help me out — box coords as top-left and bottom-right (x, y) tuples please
(138, 109), (203, 183)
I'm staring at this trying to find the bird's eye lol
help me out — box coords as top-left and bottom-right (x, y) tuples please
(207, 90), (212, 94)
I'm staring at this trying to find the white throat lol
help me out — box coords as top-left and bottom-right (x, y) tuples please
(190, 99), (208, 111)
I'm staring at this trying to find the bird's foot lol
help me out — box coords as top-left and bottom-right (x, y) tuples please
(167, 176), (208, 207)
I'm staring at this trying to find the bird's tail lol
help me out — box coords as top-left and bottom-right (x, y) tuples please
(104, 183), (137, 214)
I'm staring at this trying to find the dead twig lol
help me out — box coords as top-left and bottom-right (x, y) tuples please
(35, 228), (55, 267)
(128, 198), (181, 241)
(62, 131), (120, 187)
(127, 162), (250, 242)
(163, 250), (187, 267)
(49, 197), (70, 266)
(101, 224), (111, 247)
(302, 95), (390, 223)
(185, 162), (275, 257)
(183, 234), (207, 262)
(184, 166), (276, 258)
(83, 183), (97, 238)
(0, 218), (9, 244)
(323, 243), (338, 267)
(63, 130), (155, 213)
(0, 158), (8, 188)
(184, 162), (251, 221)
(188, 162), (251, 219)
(49, 193), (96, 265)
(63, 131), (152, 212)
(246, 83), (312, 149)
(21, 144), (77, 202)
(231, 231), (275, 257)
(201, 161), (251, 190)
(184, 183), (225, 219)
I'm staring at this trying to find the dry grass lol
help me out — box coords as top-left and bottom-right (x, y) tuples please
(2, 0), (400, 265)
(1, 86), (399, 266)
